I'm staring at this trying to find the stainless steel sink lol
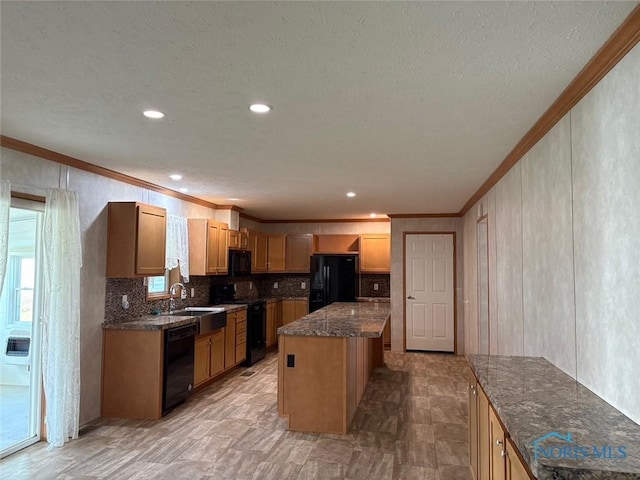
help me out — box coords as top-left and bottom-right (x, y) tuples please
(170, 310), (227, 334)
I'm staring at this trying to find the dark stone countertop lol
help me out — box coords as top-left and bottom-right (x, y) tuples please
(468, 355), (640, 480)
(102, 304), (247, 330)
(277, 302), (390, 338)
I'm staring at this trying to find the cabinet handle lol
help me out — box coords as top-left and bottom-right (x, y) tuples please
(496, 439), (503, 446)
(501, 450), (507, 458)
(470, 385), (477, 395)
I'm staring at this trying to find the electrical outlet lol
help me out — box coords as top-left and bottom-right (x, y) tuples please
(301, 282), (306, 290)
(373, 283), (379, 291)
(249, 281), (253, 290)
(181, 288), (187, 300)
(121, 295), (129, 310)
(191, 288), (195, 298)
(273, 282), (279, 289)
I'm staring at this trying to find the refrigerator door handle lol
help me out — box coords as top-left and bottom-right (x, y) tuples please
(326, 265), (330, 303)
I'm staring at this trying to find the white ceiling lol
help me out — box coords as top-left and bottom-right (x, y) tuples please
(1, 2), (636, 220)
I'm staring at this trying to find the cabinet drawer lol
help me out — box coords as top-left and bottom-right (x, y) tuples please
(236, 310), (247, 323)
(235, 342), (246, 363)
(236, 332), (246, 345)
(236, 321), (247, 334)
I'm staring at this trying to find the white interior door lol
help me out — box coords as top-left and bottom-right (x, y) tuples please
(405, 234), (454, 352)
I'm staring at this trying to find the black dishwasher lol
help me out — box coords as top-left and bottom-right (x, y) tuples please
(163, 324), (197, 414)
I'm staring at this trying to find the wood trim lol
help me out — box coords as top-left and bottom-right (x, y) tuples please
(387, 213), (460, 219)
(241, 216), (391, 224)
(0, 135), (219, 210)
(11, 191), (46, 203)
(239, 212), (264, 223)
(460, 5), (640, 215)
(216, 204), (244, 212)
(402, 232), (457, 354)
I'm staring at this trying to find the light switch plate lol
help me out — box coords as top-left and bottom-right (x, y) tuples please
(374, 283), (379, 291)
(249, 281), (253, 290)
(301, 282), (306, 290)
(274, 282), (279, 289)
(191, 288), (195, 298)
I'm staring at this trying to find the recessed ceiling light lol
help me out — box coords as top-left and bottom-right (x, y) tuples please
(228, 198), (240, 201)
(179, 187), (188, 193)
(346, 192), (356, 198)
(249, 104), (272, 114)
(370, 213), (377, 218)
(169, 174), (182, 181)
(143, 110), (165, 119)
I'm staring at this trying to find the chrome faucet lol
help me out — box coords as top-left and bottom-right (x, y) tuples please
(169, 282), (186, 314)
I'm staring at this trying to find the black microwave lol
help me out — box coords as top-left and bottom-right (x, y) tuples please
(228, 250), (252, 277)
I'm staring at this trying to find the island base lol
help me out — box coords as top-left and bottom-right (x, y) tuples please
(277, 335), (384, 434)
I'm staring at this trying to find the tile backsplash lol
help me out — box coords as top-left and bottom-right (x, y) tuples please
(360, 274), (390, 297)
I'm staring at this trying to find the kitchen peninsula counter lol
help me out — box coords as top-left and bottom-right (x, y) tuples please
(277, 302), (390, 434)
(468, 355), (640, 480)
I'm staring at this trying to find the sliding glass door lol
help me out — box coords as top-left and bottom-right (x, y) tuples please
(0, 201), (44, 458)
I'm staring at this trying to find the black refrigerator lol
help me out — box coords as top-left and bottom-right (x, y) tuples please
(309, 254), (358, 313)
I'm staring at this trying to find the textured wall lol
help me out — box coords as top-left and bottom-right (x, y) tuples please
(494, 163), (524, 356)
(390, 217), (463, 353)
(571, 44), (640, 422)
(463, 209), (478, 355)
(2, 148), (217, 425)
(463, 43), (640, 423)
(521, 116), (576, 377)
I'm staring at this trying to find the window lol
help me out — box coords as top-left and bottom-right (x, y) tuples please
(145, 267), (181, 300)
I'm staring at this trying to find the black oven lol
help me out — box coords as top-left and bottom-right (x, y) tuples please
(228, 250), (251, 277)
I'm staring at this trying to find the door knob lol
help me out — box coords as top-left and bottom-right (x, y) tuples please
(407, 295), (415, 300)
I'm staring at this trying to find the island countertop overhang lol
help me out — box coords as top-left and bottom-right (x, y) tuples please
(277, 302), (390, 338)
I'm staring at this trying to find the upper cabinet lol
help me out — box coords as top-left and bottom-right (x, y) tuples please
(359, 234), (390, 273)
(285, 234), (313, 273)
(313, 234), (359, 254)
(267, 234), (286, 273)
(228, 228), (249, 250)
(189, 219), (229, 275)
(106, 202), (167, 278)
(249, 230), (268, 273)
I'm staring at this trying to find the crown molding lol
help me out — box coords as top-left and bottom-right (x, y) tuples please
(459, 5), (640, 216)
(0, 135), (219, 210)
(386, 213), (461, 219)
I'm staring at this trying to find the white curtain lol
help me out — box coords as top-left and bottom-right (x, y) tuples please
(166, 214), (189, 283)
(42, 188), (82, 448)
(0, 179), (10, 298)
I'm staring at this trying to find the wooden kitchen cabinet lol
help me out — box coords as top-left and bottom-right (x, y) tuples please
(268, 234), (286, 272)
(286, 234), (313, 272)
(229, 228), (249, 250)
(102, 329), (164, 419)
(490, 406), (506, 480)
(266, 300), (278, 348)
(469, 369), (479, 480)
(188, 219), (229, 276)
(478, 385), (490, 480)
(249, 230), (268, 273)
(194, 328), (225, 387)
(225, 309), (247, 369)
(506, 438), (531, 480)
(106, 202), (167, 278)
(282, 299), (308, 325)
(359, 234), (390, 273)
(313, 234), (359, 254)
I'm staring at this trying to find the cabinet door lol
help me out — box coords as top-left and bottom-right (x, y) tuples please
(468, 370), (479, 480)
(268, 234), (286, 272)
(136, 204), (167, 275)
(228, 230), (240, 249)
(256, 232), (268, 272)
(281, 300), (295, 325)
(206, 222), (220, 274)
(239, 229), (249, 249)
(294, 300), (308, 320)
(194, 336), (211, 386)
(217, 223), (229, 274)
(359, 234), (390, 273)
(285, 234), (312, 272)
(489, 406), (506, 480)
(210, 330), (225, 377)
(478, 387), (490, 480)
(224, 313), (236, 369)
(266, 302), (276, 347)
(506, 438), (532, 480)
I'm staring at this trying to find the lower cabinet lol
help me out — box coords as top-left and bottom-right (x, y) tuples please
(470, 370), (535, 480)
(282, 299), (308, 325)
(266, 300), (277, 348)
(225, 308), (247, 369)
(194, 329), (225, 387)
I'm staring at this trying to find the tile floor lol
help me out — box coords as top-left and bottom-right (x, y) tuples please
(0, 351), (472, 480)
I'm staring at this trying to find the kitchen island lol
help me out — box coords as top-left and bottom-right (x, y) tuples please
(277, 302), (390, 434)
